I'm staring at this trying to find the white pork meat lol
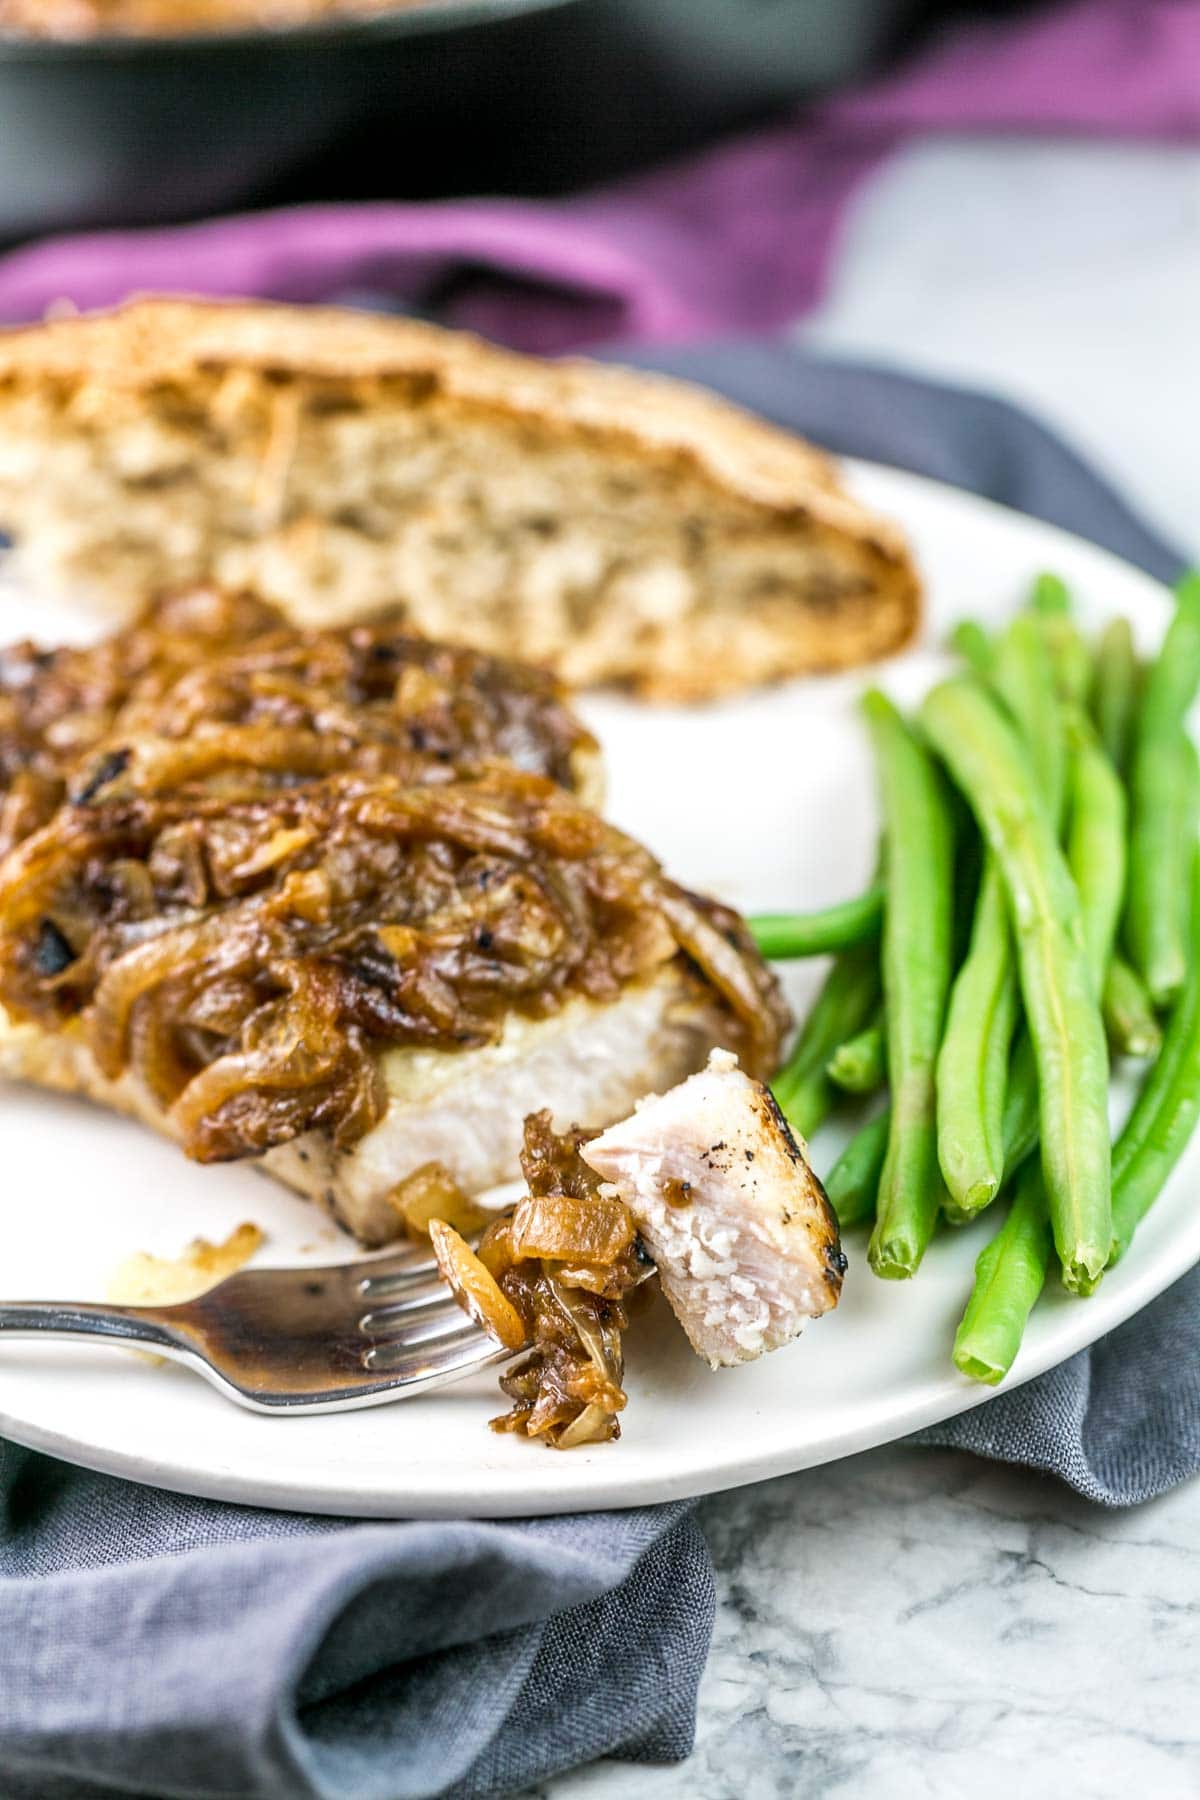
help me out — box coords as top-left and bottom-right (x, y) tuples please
(582, 1049), (844, 1366)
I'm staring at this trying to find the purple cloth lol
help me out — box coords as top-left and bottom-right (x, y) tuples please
(0, 0), (1197, 349)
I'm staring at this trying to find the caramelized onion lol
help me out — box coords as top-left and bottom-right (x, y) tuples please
(444, 1112), (653, 1450)
(0, 767), (785, 1163)
(509, 1187), (635, 1264)
(88, 912), (264, 1079)
(650, 880), (787, 1080)
(0, 598), (786, 1169)
(388, 1162), (494, 1241)
(429, 1220), (528, 1352)
(0, 588), (598, 844)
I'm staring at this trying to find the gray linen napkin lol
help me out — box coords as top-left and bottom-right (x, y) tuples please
(1, 344), (1196, 1800)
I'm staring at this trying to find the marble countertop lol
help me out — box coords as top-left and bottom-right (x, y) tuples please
(539, 1444), (1200, 1800)
(534, 135), (1200, 1800)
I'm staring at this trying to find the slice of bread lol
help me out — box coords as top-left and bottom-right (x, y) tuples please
(0, 298), (920, 701)
(0, 0), (405, 41)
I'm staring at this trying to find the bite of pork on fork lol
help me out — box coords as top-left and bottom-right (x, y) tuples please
(582, 1050), (845, 1368)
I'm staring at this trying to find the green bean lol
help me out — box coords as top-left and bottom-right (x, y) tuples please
(772, 940), (880, 1139)
(1091, 616), (1139, 776)
(1000, 737), (1132, 1195)
(990, 611), (1067, 822)
(1103, 954), (1163, 1059)
(941, 1199), (973, 1228)
(826, 1011), (886, 1094)
(936, 861), (1018, 1215)
(1131, 730), (1199, 1010)
(825, 1107), (889, 1229)
(952, 1159), (1054, 1384)
(1111, 992), (1192, 1193)
(949, 618), (993, 678)
(1110, 854), (1200, 1263)
(951, 806), (985, 967)
(749, 885), (884, 959)
(1124, 574), (1200, 1008)
(1065, 709), (1127, 996)
(1001, 1031), (1040, 1177)
(862, 691), (956, 1279)
(1030, 573), (1071, 616)
(998, 621), (1073, 1183)
(919, 677), (1111, 1292)
(957, 655), (1086, 1202)
(975, 619), (1071, 1185)
(938, 616), (1066, 1217)
(1028, 575), (1090, 703)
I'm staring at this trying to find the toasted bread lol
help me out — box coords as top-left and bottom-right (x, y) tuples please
(0, 0), (402, 39)
(0, 298), (919, 701)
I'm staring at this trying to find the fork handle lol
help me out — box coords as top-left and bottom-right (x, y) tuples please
(0, 1299), (181, 1356)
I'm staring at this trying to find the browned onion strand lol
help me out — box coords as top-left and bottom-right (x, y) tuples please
(471, 1112), (652, 1449)
(0, 765), (785, 1161)
(0, 590), (283, 822)
(0, 595), (786, 1166)
(652, 881), (789, 1079)
(128, 978), (209, 1108)
(0, 587), (597, 836)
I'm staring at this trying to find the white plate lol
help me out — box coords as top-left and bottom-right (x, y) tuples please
(1, 462), (1194, 1518)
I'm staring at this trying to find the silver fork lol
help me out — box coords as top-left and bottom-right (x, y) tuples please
(0, 1240), (515, 1413)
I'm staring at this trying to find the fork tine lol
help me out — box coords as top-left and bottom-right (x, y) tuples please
(0, 1210), (517, 1407)
(363, 1318), (497, 1374)
(356, 1250), (441, 1296)
(358, 1285), (456, 1335)
(387, 1306), (488, 1349)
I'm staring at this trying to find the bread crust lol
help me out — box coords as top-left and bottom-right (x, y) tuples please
(0, 0), (407, 40)
(0, 298), (921, 699)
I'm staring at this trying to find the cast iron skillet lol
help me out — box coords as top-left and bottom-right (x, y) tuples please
(0, 0), (926, 239)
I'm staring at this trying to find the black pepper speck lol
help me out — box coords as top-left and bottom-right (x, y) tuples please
(34, 918), (75, 976)
(72, 747), (131, 805)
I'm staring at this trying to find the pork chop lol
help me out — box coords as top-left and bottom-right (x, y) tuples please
(0, 772), (786, 1243)
(582, 1050), (844, 1366)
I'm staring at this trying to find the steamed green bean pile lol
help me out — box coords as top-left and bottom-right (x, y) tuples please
(750, 570), (1200, 1384)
